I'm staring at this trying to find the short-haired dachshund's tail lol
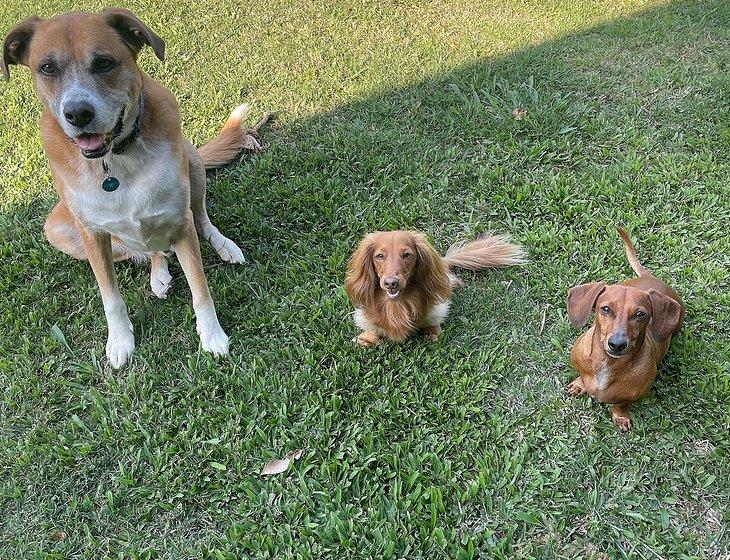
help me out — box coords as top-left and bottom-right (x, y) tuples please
(616, 226), (652, 277)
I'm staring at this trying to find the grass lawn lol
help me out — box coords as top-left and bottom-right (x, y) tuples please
(1, 0), (729, 558)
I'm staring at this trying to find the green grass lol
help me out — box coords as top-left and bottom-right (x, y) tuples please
(1, 0), (729, 558)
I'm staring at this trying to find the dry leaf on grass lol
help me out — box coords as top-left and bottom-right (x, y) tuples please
(260, 449), (304, 476)
(512, 108), (527, 120)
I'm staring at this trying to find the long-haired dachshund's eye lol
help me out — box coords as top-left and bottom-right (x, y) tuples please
(402, 252), (413, 260)
(600, 305), (611, 315)
(635, 310), (646, 319)
(374, 253), (385, 261)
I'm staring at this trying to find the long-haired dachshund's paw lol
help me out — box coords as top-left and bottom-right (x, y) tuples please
(355, 332), (381, 347)
(566, 378), (587, 397)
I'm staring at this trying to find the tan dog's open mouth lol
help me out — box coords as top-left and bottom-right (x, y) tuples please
(69, 107), (125, 159)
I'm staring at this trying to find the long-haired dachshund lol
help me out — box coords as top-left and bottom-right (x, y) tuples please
(567, 227), (684, 431)
(345, 231), (526, 346)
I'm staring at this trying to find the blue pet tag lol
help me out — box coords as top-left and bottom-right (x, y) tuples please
(101, 159), (119, 192)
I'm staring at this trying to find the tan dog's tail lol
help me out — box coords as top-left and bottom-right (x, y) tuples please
(443, 233), (527, 270)
(616, 226), (651, 277)
(197, 104), (271, 170)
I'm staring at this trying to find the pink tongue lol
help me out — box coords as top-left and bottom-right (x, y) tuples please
(76, 134), (105, 151)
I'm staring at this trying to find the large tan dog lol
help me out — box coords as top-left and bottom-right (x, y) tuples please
(3, 9), (267, 367)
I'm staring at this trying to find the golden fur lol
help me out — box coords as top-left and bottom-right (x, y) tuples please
(345, 231), (526, 346)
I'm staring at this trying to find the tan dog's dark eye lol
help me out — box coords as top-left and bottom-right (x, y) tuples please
(375, 253), (385, 260)
(600, 306), (611, 315)
(39, 62), (57, 76)
(92, 57), (116, 73)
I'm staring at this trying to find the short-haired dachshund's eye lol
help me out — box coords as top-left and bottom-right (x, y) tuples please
(600, 306), (611, 315)
(92, 56), (116, 73)
(635, 310), (646, 319)
(38, 62), (57, 76)
(374, 253), (385, 261)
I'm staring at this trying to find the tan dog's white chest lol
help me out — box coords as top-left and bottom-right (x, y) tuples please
(65, 141), (186, 252)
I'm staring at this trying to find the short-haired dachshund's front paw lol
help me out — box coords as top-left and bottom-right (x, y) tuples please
(566, 378), (587, 397)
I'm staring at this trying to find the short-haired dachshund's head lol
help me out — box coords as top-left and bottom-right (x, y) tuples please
(568, 282), (681, 358)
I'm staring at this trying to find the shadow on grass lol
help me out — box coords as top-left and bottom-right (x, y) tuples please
(1, 1), (729, 558)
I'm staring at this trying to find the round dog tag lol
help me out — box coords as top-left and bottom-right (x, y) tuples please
(102, 176), (120, 192)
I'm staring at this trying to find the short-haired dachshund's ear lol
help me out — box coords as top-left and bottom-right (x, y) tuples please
(345, 235), (377, 308)
(2, 17), (42, 81)
(567, 282), (606, 328)
(646, 289), (682, 342)
(103, 8), (165, 61)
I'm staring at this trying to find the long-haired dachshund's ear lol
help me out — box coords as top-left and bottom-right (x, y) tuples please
(345, 236), (377, 307)
(413, 233), (451, 302)
(567, 282), (606, 328)
(646, 289), (682, 342)
(3, 17), (42, 81)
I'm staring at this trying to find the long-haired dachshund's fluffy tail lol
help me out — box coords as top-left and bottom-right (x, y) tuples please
(443, 233), (527, 270)
(616, 226), (651, 277)
(197, 104), (271, 170)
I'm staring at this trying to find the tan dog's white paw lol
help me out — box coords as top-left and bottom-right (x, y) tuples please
(198, 321), (230, 356)
(106, 324), (135, 368)
(150, 264), (173, 299)
(214, 237), (245, 264)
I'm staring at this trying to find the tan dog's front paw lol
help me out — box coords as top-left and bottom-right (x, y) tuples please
(355, 332), (381, 347)
(106, 324), (135, 369)
(566, 377), (587, 397)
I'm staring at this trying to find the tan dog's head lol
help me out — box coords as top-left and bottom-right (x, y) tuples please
(345, 231), (451, 306)
(568, 282), (681, 358)
(2, 9), (164, 158)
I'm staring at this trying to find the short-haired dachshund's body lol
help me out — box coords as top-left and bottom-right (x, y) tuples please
(567, 228), (684, 431)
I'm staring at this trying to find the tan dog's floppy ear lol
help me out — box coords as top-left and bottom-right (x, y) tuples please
(646, 289), (682, 342)
(567, 282), (606, 328)
(2, 17), (42, 81)
(413, 233), (451, 302)
(345, 235), (377, 307)
(103, 8), (165, 61)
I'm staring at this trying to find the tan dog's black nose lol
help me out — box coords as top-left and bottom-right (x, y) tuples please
(383, 277), (399, 290)
(64, 100), (96, 128)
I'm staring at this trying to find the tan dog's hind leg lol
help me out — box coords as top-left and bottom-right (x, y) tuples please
(422, 324), (442, 342)
(356, 332), (381, 347)
(566, 377), (587, 397)
(150, 253), (173, 298)
(172, 214), (229, 356)
(78, 227), (135, 369)
(612, 403), (632, 432)
(188, 143), (245, 264)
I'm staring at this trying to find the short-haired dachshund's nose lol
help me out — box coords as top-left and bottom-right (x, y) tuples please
(64, 100), (96, 128)
(383, 277), (399, 290)
(608, 335), (628, 354)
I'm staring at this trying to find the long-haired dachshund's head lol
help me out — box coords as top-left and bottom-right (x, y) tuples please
(345, 231), (451, 306)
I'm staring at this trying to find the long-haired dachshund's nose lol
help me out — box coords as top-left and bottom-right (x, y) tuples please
(608, 334), (628, 354)
(383, 277), (399, 290)
(64, 100), (96, 128)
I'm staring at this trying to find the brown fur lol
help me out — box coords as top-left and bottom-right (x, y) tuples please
(566, 227), (684, 431)
(345, 230), (525, 346)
